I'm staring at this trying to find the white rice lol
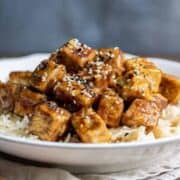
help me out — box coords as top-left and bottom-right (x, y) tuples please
(0, 114), (38, 140)
(0, 102), (179, 143)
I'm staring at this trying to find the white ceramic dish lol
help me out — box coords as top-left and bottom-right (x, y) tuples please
(0, 54), (179, 173)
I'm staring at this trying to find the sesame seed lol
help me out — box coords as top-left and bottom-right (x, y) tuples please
(110, 54), (115, 58)
(99, 51), (103, 55)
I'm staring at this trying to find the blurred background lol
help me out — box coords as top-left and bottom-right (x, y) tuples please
(0, 0), (180, 61)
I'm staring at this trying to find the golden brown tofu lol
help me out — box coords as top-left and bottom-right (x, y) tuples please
(0, 82), (22, 113)
(31, 60), (66, 92)
(160, 73), (180, 104)
(8, 71), (32, 86)
(97, 89), (124, 127)
(29, 101), (71, 141)
(150, 93), (168, 111)
(122, 98), (161, 128)
(57, 39), (96, 72)
(78, 61), (115, 90)
(54, 74), (99, 107)
(71, 108), (111, 143)
(98, 47), (124, 75)
(14, 88), (46, 117)
(0, 82), (14, 113)
(118, 58), (162, 100)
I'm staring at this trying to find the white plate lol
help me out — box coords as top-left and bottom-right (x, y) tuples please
(0, 54), (180, 173)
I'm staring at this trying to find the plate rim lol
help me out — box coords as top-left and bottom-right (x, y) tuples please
(0, 133), (179, 149)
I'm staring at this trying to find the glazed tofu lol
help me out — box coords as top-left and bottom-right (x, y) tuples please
(31, 60), (66, 92)
(0, 82), (13, 113)
(29, 102), (71, 141)
(150, 93), (168, 111)
(71, 108), (111, 143)
(54, 74), (99, 107)
(160, 73), (180, 104)
(97, 89), (124, 127)
(0, 82), (22, 113)
(8, 71), (32, 86)
(118, 58), (162, 100)
(57, 39), (96, 72)
(98, 47), (124, 75)
(14, 88), (46, 117)
(122, 98), (161, 128)
(78, 61), (114, 90)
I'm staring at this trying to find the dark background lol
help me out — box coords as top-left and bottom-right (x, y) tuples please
(0, 0), (180, 60)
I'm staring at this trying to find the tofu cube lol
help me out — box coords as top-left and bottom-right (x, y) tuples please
(0, 82), (22, 113)
(8, 71), (32, 86)
(54, 74), (99, 107)
(98, 47), (124, 75)
(78, 61), (114, 90)
(71, 108), (111, 143)
(31, 60), (66, 92)
(76, 47), (125, 90)
(0, 82), (14, 113)
(57, 39), (96, 71)
(150, 93), (168, 111)
(14, 88), (46, 117)
(29, 102), (71, 141)
(160, 73), (180, 104)
(97, 88), (124, 127)
(118, 58), (162, 100)
(122, 98), (161, 128)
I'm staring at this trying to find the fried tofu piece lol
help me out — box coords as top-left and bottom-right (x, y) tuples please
(122, 98), (161, 128)
(78, 61), (115, 90)
(8, 71), (32, 86)
(125, 58), (162, 93)
(57, 39), (96, 72)
(0, 82), (22, 113)
(29, 102), (71, 141)
(160, 73), (180, 104)
(118, 58), (162, 100)
(54, 74), (99, 107)
(98, 47), (124, 75)
(97, 89), (124, 127)
(76, 47), (124, 90)
(14, 88), (46, 117)
(0, 82), (14, 113)
(150, 93), (168, 111)
(31, 60), (66, 92)
(71, 108), (111, 143)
